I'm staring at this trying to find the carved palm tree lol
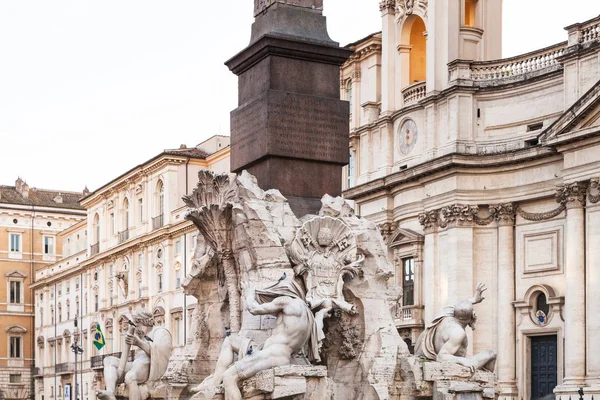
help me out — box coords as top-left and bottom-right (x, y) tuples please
(183, 171), (241, 331)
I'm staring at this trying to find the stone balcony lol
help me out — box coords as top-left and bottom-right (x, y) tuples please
(402, 81), (426, 107)
(393, 305), (425, 329)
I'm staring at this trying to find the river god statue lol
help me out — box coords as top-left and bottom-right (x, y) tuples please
(415, 283), (496, 372)
(192, 279), (319, 400)
(96, 311), (172, 400)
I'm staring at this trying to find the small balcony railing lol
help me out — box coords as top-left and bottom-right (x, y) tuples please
(402, 81), (426, 107)
(55, 362), (74, 374)
(91, 351), (135, 370)
(394, 305), (425, 328)
(152, 214), (164, 230)
(90, 243), (99, 256)
(118, 229), (130, 244)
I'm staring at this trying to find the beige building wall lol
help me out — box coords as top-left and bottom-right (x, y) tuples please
(0, 182), (86, 400)
(32, 139), (230, 400)
(343, 3), (600, 399)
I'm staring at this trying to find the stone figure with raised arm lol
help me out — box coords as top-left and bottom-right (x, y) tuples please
(415, 283), (497, 372)
(96, 311), (172, 400)
(192, 279), (319, 400)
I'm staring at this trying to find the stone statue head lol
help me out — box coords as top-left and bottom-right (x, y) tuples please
(133, 310), (156, 335)
(453, 301), (476, 329)
(317, 227), (333, 247)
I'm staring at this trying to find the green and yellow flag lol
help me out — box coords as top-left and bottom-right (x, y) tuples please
(92, 323), (105, 350)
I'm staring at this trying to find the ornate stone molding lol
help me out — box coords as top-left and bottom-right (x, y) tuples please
(378, 222), (399, 242)
(418, 210), (437, 233)
(438, 204), (479, 228)
(516, 204), (565, 221)
(588, 178), (600, 204)
(379, 0), (396, 13)
(489, 203), (515, 226)
(556, 181), (588, 209)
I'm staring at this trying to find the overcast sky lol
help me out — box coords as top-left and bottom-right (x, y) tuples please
(0, 1), (597, 192)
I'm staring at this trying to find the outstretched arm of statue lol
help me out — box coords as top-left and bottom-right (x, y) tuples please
(242, 283), (288, 316)
(437, 328), (477, 372)
(469, 282), (487, 305)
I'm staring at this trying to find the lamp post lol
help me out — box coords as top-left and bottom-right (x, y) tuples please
(70, 314), (83, 400)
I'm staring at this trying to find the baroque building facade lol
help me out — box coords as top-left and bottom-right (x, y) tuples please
(341, 1), (600, 399)
(31, 136), (230, 400)
(0, 180), (86, 400)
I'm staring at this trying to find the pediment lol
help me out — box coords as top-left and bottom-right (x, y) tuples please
(5, 270), (27, 279)
(387, 228), (424, 248)
(540, 80), (600, 142)
(5, 325), (27, 334)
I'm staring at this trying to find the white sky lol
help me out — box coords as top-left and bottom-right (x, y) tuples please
(0, 1), (597, 193)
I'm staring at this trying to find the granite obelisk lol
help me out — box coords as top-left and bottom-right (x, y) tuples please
(226, 0), (352, 216)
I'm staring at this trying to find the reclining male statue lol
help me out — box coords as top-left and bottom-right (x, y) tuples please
(192, 278), (320, 400)
(415, 283), (496, 373)
(96, 310), (172, 400)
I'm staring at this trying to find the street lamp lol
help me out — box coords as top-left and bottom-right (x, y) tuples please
(71, 315), (83, 400)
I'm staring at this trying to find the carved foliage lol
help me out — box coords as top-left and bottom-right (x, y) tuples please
(322, 312), (362, 360)
(489, 203), (515, 225)
(183, 171), (241, 332)
(438, 204), (479, 228)
(556, 181), (588, 208)
(417, 210), (437, 232)
(589, 178), (600, 204)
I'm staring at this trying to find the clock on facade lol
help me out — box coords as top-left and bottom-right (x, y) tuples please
(398, 119), (418, 155)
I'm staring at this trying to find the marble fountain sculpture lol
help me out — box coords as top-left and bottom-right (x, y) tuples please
(114, 170), (498, 400)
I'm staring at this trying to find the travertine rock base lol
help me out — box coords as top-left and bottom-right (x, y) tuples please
(395, 357), (495, 400)
(192, 365), (330, 400)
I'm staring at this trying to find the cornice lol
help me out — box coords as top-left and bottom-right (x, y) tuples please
(344, 147), (558, 200)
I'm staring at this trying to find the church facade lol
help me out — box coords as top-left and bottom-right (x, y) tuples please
(341, 1), (600, 398)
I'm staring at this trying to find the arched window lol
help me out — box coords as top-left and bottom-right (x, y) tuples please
(93, 213), (100, 244)
(348, 152), (355, 188)
(123, 198), (130, 231)
(347, 81), (353, 112)
(157, 181), (164, 216)
(400, 15), (427, 87)
(464, 0), (478, 27)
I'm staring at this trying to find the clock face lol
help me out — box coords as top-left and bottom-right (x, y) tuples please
(398, 119), (418, 155)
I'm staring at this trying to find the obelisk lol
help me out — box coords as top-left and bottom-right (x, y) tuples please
(226, 0), (352, 216)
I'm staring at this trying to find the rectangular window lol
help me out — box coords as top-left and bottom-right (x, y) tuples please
(402, 257), (415, 306)
(43, 236), (55, 254)
(94, 295), (99, 312)
(66, 280), (70, 294)
(175, 240), (181, 255)
(110, 213), (115, 235)
(9, 337), (21, 358)
(138, 199), (143, 222)
(9, 234), (21, 252)
(175, 318), (181, 346)
(10, 281), (21, 304)
(176, 270), (181, 289)
(9, 374), (21, 384)
(158, 274), (163, 293)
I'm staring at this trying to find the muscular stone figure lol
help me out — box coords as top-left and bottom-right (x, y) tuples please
(96, 311), (172, 400)
(415, 283), (496, 372)
(192, 279), (319, 400)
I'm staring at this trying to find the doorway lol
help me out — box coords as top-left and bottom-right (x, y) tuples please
(530, 335), (558, 400)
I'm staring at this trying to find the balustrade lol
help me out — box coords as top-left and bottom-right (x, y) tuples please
(471, 43), (565, 81)
(402, 81), (426, 106)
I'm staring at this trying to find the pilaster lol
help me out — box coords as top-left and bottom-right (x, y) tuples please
(380, 0), (397, 114)
(490, 203), (518, 399)
(557, 181), (588, 388)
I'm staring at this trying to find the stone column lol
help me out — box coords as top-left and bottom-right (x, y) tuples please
(559, 182), (588, 387)
(419, 210), (438, 324)
(586, 179), (600, 385)
(491, 203), (518, 399)
(379, 0), (396, 115)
